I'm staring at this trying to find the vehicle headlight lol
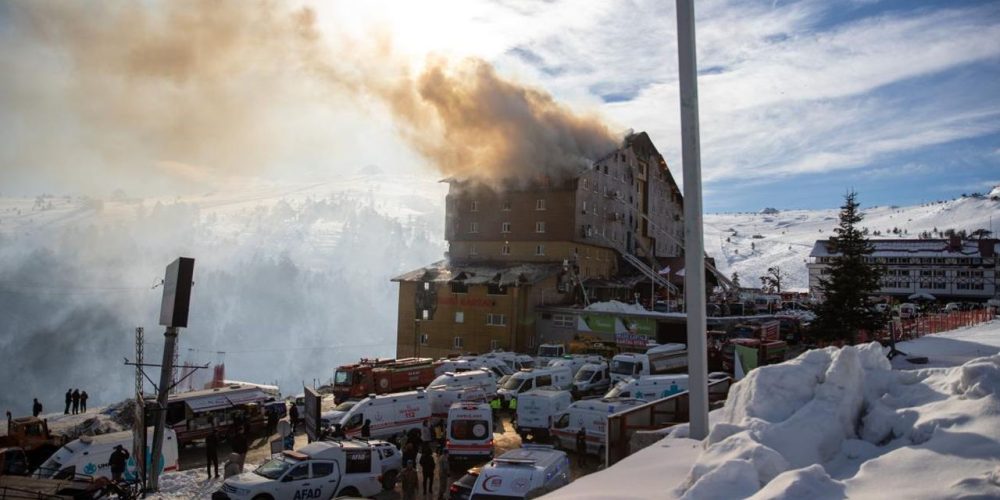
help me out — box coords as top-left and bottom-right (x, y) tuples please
(222, 483), (251, 496)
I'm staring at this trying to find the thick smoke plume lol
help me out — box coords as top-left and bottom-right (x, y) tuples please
(1, 0), (617, 190)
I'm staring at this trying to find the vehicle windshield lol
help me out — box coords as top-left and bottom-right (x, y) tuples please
(538, 346), (561, 357)
(575, 369), (596, 382)
(334, 401), (356, 412)
(610, 360), (635, 375)
(450, 419), (490, 440)
(254, 457), (295, 480)
(495, 364), (514, 376)
(334, 371), (350, 386)
(501, 376), (525, 391)
(518, 359), (535, 369)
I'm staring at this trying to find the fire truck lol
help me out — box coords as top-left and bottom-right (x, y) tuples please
(332, 358), (437, 403)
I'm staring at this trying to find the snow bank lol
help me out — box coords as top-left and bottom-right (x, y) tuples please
(584, 300), (648, 314)
(675, 345), (1000, 499)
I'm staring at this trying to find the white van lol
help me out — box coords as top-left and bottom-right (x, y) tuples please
(484, 352), (535, 371)
(429, 368), (498, 392)
(497, 366), (573, 403)
(460, 356), (516, 378)
(551, 398), (647, 456)
(446, 402), (494, 460)
(571, 361), (610, 397)
(610, 343), (687, 383)
(515, 388), (572, 441)
(218, 440), (383, 499)
(340, 390), (431, 440)
(605, 374), (689, 400)
(547, 355), (603, 378)
(35, 428), (178, 481)
(535, 344), (566, 366)
(470, 444), (570, 499)
(428, 385), (489, 419)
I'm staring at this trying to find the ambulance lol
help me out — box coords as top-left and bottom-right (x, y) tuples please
(496, 365), (572, 403)
(515, 387), (572, 441)
(546, 355), (603, 378)
(571, 361), (610, 397)
(604, 374), (689, 401)
(609, 343), (687, 384)
(428, 385), (489, 419)
(550, 398), (647, 456)
(35, 428), (178, 481)
(215, 440), (383, 499)
(339, 389), (431, 441)
(483, 352), (535, 371)
(429, 368), (498, 392)
(446, 402), (494, 461)
(469, 444), (570, 499)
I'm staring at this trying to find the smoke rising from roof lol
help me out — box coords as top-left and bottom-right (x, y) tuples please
(0, 1), (618, 192)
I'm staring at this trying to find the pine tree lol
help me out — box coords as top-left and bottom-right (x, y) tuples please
(812, 192), (885, 343)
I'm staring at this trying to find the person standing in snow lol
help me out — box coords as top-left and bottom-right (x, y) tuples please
(288, 403), (299, 431)
(64, 389), (72, 415)
(32, 398), (42, 417)
(400, 461), (418, 500)
(80, 391), (88, 413)
(205, 428), (220, 478)
(71, 389), (80, 415)
(230, 429), (248, 471)
(436, 449), (450, 500)
(109, 444), (130, 482)
(576, 426), (588, 467)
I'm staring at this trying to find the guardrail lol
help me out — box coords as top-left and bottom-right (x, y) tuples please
(605, 377), (733, 467)
(872, 308), (996, 343)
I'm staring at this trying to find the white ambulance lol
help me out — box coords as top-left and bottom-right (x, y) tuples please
(550, 398), (647, 456)
(216, 440), (383, 499)
(535, 343), (566, 366)
(547, 355), (603, 378)
(515, 387), (572, 441)
(484, 352), (535, 371)
(35, 428), (178, 481)
(604, 374), (689, 401)
(446, 402), (494, 461)
(460, 356), (516, 378)
(496, 366), (572, 403)
(428, 385), (489, 419)
(469, 444), (570, 499)
(339, 389), (431, 441)
(429, 368), (498, 392)
(609, 343), (687, 383)
(571, 361), (610, 397)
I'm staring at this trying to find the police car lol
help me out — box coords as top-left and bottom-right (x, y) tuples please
(214, 440), (382, 500)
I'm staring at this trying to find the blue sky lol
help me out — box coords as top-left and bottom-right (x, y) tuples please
(1, 0), (998, 212)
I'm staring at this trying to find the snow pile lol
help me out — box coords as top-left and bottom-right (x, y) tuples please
(674, 344), (1000, 499)
(585, 300), (648, 314)
(150, 469), (226, 499)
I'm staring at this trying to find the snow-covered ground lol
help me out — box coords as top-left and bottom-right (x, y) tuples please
(548, 320), (1000, 499)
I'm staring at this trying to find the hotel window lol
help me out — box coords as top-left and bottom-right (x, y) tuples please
(536, 199), (546, 210)
(454, 311), (464, 323)
(469, 222), (479, 233)
(470, 200), (479, 212)
(582, 201), (588, 214)
(469, 244), (478, 257)
(488, 284), (508, 295)
(535, 221), (546, 233)
(420, 334), (429, 346)
(486, 313), (507, 326)
(422, 309), (430, 320)
(552, 314), (574, 328)
(450, 282), (468, 294)
(535, 244), (545, 256)
(453, 336), (464, 349)
(502, 200), (511, 211)
(502, 222), (511, 233)
(490, 339), (501, 350)
(501, 244), (511, 256)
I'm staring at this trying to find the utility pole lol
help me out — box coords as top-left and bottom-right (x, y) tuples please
(676, 0), (709, 440)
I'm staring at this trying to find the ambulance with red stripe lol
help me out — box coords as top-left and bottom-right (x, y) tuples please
(469, 444), (570, 499)
(550, 398), (647, 456)
(339, 389), (431, 441)
(445, 402), (493, 461)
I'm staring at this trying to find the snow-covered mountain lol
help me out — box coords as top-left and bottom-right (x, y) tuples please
(2, 176), (997, 415)
(704, 187), (1000, 291)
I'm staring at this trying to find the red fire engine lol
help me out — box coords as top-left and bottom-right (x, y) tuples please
(332, 357), (437, 402)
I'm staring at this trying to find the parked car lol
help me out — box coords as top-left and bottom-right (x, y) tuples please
(447, 466), (481, 500)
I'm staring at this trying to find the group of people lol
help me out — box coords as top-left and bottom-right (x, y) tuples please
(204, 424), (252, 479)
(64, 388), (89, 415)
(396, 423), (450, 500)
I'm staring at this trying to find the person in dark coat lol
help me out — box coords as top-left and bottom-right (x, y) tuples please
(71, 390), (80, 415)
(64, 390), (72, 415)
(288, 404), (299, 431)
(402, 441), (417, 467)
(266, 411), (278, 436)
(400, 461), (418, 500)
(230, 429), (249, 471)
(32, 399), (42, 417)
(360, 419), (371, 438)
(419, 443), (436, 495)
(109, 445), (130, 482)
(576, 426), (588, 467)
(80, 391), (89, 413)
(205, 429), (220, 478)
